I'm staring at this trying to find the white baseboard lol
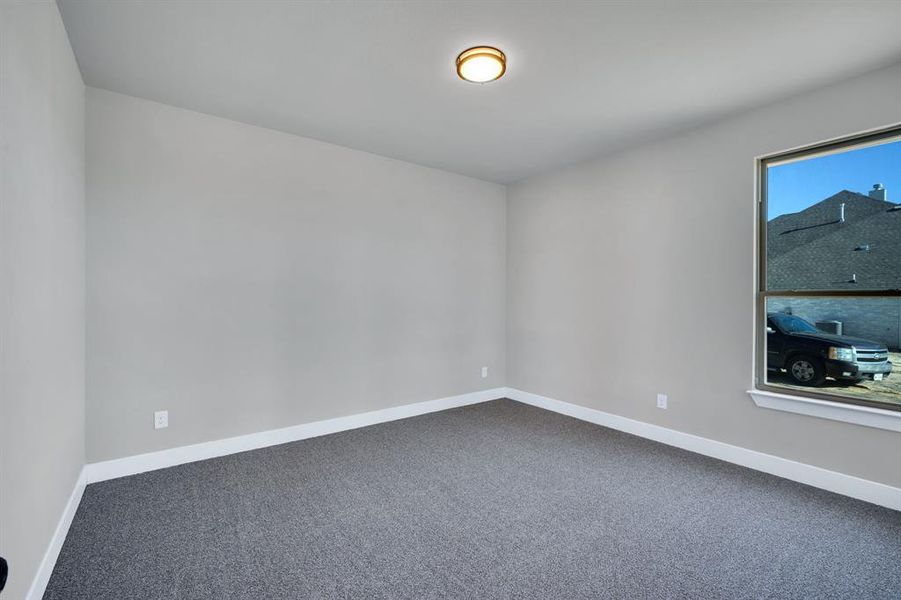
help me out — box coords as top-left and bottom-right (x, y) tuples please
(84, 388), (506, 484)
(26, 467), (87, 600)
(503, 387), (901, 512)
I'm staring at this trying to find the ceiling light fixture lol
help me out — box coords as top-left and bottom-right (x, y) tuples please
(456, 46), (506, 83)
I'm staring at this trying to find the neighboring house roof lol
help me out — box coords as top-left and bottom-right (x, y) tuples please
(767, 190), (901, 291)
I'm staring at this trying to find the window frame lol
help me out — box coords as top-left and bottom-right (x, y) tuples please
(755, 124), (901, 413)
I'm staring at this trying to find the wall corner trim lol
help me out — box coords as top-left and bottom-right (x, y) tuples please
(84, 388), (507, 484)
(503, 387), (901, 512)
(26, 468), (87, 600)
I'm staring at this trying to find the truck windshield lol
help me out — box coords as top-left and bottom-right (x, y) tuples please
(770, 314), (819, 334)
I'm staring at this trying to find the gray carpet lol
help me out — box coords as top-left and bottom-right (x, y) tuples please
(45, 399), (901, 599)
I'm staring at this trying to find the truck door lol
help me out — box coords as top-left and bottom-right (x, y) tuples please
(766, 317), (784, 369)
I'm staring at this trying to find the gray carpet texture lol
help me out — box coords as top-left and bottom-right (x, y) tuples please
(45, 399), (901, 599)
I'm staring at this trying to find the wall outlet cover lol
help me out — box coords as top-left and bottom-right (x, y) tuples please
(154, 410), (169, 429)
(481, 366), (489, 378)
(657, 394), (668, 409)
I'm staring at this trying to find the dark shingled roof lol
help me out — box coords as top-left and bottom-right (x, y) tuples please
(767, 190), (901, 291)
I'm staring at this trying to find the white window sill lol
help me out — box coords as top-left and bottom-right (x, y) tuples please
(748, 389), (901, 433)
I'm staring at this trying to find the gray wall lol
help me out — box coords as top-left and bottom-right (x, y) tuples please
(768, 297), (901, 351)
(0, 2), (86, 598)
(506, 61), (901, 489)
(86, 88), (506, 462)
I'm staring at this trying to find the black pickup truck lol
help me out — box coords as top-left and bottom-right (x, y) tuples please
(766, 312), (893, 386)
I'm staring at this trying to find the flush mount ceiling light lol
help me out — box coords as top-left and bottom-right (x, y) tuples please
(456, 46), (506, 83)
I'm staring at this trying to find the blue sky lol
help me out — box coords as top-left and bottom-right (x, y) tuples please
(767, 138), (901, 219)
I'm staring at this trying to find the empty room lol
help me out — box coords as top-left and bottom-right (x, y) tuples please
(3, 1), (901, 598)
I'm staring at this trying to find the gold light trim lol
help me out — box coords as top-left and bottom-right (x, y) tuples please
(456, 46), (506, 83)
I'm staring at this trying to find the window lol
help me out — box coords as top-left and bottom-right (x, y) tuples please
(757, 126), (901, 412)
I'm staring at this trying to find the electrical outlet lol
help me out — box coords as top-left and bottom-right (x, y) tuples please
(154, 410), (169, 429)
(481, 366), (489, 378)
(656, 394), (668, 409)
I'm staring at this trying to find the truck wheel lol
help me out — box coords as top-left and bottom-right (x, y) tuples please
(787, 355), (825, 386)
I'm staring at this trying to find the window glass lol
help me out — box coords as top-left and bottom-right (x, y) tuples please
(764, 297), (900, 408)
(766, 139), (901, 292)
(760, 132), (901, 410)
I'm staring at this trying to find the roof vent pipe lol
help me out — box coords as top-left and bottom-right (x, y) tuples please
(840, 202), (846, 223)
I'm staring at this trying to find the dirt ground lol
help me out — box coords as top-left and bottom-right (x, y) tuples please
(768, 352), (901, 407)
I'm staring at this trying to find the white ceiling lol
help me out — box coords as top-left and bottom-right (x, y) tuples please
(58, 1), (901, 183)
